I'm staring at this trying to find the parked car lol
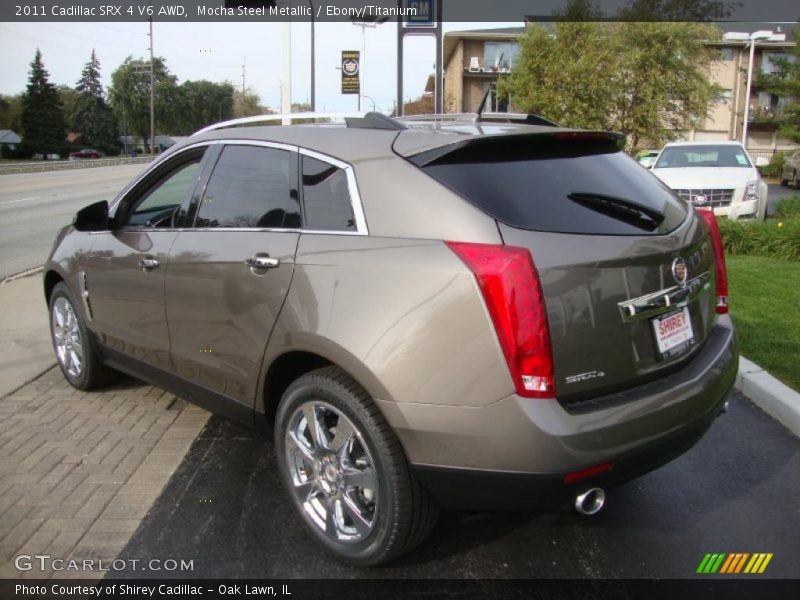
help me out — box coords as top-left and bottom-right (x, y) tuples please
(69, 149), (102, 160)
(651, 141), (768, 220)
(636, 149), (660, 168)
(32, 152), (61, 160)
(45, 113), (738, 566)
(779, 149), (800, 189)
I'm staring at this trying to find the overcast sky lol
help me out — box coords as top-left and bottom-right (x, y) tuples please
(0, 20), (520, 114)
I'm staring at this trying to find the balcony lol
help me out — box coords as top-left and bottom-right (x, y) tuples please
(464, 57), (515, 75)
(747, 106), (786, 131)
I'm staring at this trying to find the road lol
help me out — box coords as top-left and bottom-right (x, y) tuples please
(0, 164), (146, 279)
(114, 390), (799, 579)
(0, 168), (794, 280)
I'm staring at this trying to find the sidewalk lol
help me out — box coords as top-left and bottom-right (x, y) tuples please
(0, 273), (208, 579)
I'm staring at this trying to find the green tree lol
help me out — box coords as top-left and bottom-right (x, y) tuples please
(500, 22), (722, 151)
(0, 94), (24, 131)
(72, 50), (118, 151)
(20, 49), (66, 154)
(756, 27), (800, 143)
(618, 0), (739, 21)
(176, 80), (235, 134)
(233, 86), (268, 117)
(109, 56), (181, 149)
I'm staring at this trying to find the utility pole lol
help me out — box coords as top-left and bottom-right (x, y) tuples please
(147, 17), (155, 156)
(241, 56), (246, 96)
(281, 22), (291, 123)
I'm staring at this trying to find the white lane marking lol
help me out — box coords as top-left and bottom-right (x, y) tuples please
(0, 196), (42, 206)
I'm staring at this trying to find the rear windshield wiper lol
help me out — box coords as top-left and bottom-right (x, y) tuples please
(567, 192), (665, 232)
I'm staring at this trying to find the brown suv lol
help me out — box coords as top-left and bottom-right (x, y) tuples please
(45, 112), (737, 565)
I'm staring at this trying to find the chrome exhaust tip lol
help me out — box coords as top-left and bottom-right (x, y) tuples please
(719, 398), (730, 415)
(575, 488), (606, 516)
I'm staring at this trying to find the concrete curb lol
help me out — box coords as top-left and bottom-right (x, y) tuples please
(736, 356), (800, 438)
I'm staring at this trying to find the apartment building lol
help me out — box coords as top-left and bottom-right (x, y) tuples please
(442, 25), (798, 155)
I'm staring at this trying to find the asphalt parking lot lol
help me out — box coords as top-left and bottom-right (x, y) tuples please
(113, 389), (799, 579)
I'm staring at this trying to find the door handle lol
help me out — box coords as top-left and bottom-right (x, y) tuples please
(139, 256), (160, 270)
(245, 254), (280, 269)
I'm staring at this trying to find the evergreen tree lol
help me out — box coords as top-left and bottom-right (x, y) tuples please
(72, 50), (118, 151)
(20, 49), (66, 154)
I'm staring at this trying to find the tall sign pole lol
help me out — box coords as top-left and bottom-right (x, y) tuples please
(397, 0), (442, 116)
(148, 17), (155, 155)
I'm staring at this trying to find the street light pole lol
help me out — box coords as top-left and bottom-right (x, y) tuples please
(742, 30), (776, 149)
(361, 95), (377, 111)
(307, 1), (315, 111)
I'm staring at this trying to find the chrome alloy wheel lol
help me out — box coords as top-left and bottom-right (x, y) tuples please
(285, 401), (379, 544)
(52, 297), (83, 379)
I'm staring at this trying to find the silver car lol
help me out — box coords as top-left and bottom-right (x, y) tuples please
(45, 112), (738, 565)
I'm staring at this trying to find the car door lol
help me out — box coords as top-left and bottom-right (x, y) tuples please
(164, 142), (300, 421)
(85, 145), (210, 370)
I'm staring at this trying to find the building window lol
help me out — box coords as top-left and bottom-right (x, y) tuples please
(718, 89), (733, 103)
(719, 47), (735, 61)
(761, 52), (792, 74)
(484, 42), (519, 71)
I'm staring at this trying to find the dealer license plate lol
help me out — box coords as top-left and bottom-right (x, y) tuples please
(652, 307), (695, 360)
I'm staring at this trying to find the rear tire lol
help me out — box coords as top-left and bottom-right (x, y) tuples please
(275, 366), (438, 566)
(49, 282), (116, 390)
(793, 171), (799, 190)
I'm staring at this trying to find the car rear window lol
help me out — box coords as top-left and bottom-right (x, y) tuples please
(413, 135), (688, 236)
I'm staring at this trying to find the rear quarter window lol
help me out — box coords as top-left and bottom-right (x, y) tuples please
(414, 136), (688, 236)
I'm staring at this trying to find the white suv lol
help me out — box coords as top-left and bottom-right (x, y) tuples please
(652, 141), (768, 220)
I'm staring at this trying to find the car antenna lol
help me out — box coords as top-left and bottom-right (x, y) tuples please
(476, 53), (503, 123)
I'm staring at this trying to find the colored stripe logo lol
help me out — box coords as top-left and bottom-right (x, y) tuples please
(696, 553), (773, 574)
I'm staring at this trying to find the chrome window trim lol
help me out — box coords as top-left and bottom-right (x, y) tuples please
(298, 147), (368, 236)
(111, 139), (368, 236)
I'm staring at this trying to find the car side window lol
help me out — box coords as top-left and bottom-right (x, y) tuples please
(124, 160), (202, 228)
(194, 145), (300, 229)
(301, 156), (356, 232)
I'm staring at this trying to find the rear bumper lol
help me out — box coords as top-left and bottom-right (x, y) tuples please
(412, 401), (724, 510)
(379, 316), (737, 510)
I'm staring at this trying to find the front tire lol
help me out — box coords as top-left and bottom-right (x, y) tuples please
(275, 366), (438, 566)
(49, 282), (115, 390)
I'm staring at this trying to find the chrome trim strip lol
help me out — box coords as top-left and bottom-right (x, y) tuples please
(617, 272), (711, 322)
(78, 270), (92, 321)
(111, 139), (368, 236)
(299, 147), (369, 236)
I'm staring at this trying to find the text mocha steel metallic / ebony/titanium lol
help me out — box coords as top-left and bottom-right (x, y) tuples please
(44, 111), (738, 566)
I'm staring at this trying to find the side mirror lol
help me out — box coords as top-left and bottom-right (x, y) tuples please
(73, 200), (110, 232)
(754, 156), (769, 167)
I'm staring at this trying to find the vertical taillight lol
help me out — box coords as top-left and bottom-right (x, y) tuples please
(695, 209), (729, 314)
(446, 242), (555, 398)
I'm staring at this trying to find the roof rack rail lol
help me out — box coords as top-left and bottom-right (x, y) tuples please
(396, 112), (561, 127)
(193, 111), (405, 136)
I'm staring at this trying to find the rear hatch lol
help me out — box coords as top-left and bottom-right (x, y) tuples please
(406, 132), (717, 406)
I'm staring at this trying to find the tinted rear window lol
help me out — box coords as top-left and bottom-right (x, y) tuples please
(416, 136), (688, 235)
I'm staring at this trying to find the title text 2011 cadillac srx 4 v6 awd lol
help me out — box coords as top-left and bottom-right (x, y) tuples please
(45, 113), (737, 565)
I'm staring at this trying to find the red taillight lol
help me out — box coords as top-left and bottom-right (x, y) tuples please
(446, 242), (554, 398)
(695, 209), (729, 314)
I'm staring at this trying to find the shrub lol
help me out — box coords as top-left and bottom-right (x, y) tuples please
(774, 196), (800, 220)
(717, 217), (800, 262)
(758, 153), (786, 178)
